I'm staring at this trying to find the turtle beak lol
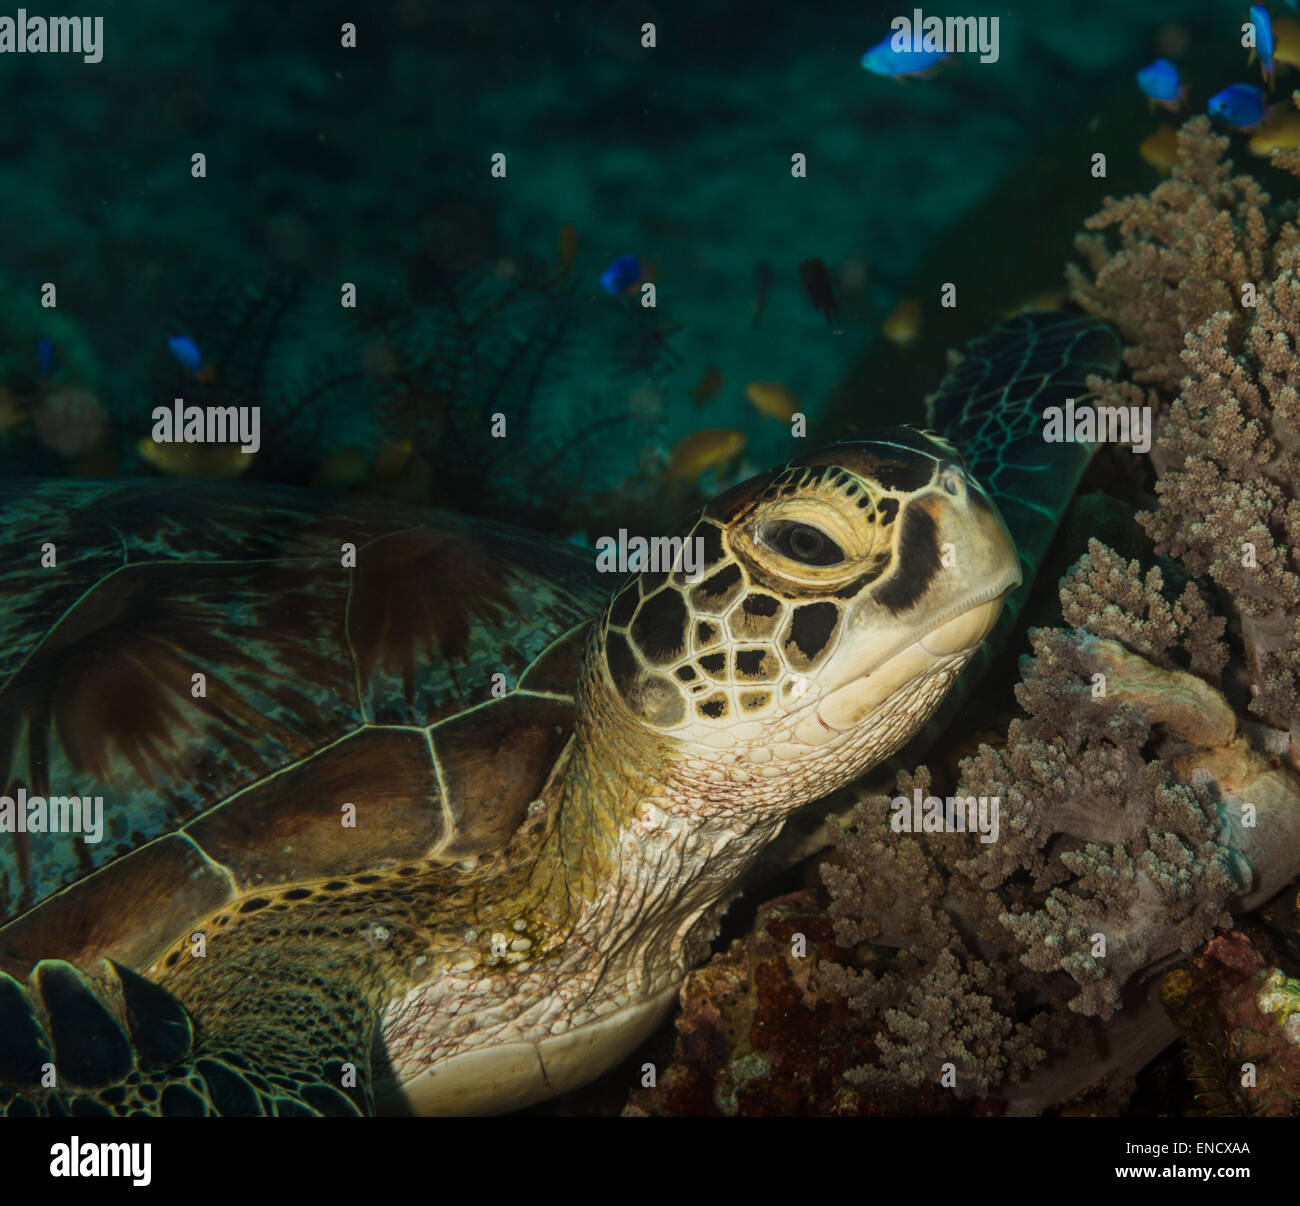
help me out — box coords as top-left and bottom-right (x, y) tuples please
(918, 588), (1010, 655)
(812, 472), (1020, 730)
(815, 585), (1012, 732)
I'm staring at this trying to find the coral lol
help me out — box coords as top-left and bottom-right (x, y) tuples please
(1058, 538), (1228, 683)
(1139, 291), (1300, 734)
(686, 545), (1300, 1116)
(622, 891), (898, 1117)
(1162, 924), (1300, 1117)
(625, 116), (1300, 1119)
(818, 770), (1056, 1100)
(638, 119), (1300, 1106)
(957, 543), (1300, 1022)
(1067, 117), (1287, 398)
(1069, 116), (1300, 743)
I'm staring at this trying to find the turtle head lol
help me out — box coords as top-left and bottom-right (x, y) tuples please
(595, 430), (1021, 815)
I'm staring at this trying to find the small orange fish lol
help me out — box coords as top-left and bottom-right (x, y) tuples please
(690, 363), (724, 406)
(666, 428), (746, 480)
(1249, 110), (1300, 157)
(558, 223), (578, 274)
(1276, 16), (1300, 70)
(0, 386), (28, 432)
(1002, 289), (1066, 318)
(882, 298), (922, 347)
(138, 438), (253, 479)
(1139, 126), (1180, 173)
(744, 381), (799, 422)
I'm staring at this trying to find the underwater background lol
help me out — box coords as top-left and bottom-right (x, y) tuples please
(3, 0), (1300, 1118)
(0, 0), (1254, 535)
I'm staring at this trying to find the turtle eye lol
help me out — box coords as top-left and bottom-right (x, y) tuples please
(762, 520), (845, 566)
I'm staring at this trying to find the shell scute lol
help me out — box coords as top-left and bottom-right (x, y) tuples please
(185, 728), (444, 891)
(0, 834), (234, 977)
(0, 482), (604, 953)
(430, 694), (575, 860)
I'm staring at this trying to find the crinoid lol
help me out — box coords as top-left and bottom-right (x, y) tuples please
(152, 276), (396, 479)
(375, 253), (678, 532)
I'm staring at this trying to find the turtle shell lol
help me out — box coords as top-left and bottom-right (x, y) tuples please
(0, 480), (603, 977)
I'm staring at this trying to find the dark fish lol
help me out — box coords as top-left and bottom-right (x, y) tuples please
(558, 223), (578, 274)
(690, 362), (724, 406)
(798, 257), (840, 328)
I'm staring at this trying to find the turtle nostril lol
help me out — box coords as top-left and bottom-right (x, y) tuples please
(939, 469), (963, 496)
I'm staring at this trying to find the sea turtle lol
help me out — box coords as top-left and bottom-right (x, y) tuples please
(0, 310), (1119, 1117)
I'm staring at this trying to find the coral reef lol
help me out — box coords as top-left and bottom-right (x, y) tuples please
(953, 543), (1300, 1017)
(817, 766), (1061, 1102)
(799, 119), (1300, 1113)
(622, 891), (885, 1117)
(631, 536), (1300, 1115)
(622, 887), (996, 1117)
(819, 538), (1300, 1111)
(1139, 290), (1300, 736)
(1068, 117), (1283, 399)
(1162, 921), (1300, 1117)
(1069, 115), (1300, 745)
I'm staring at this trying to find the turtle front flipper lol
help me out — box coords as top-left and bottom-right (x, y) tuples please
(0, 959), (369, 1116)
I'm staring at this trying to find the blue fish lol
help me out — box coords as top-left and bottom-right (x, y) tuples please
(1250, 4), (1275, 87)
(1208, 83), (1269, 130)
(35, 337), (54, 379)
(1137, 59), (1184, 110)
(167, 334), (203, 372)
(600, 254), (641, 295)
(860, 37), (948, 77)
